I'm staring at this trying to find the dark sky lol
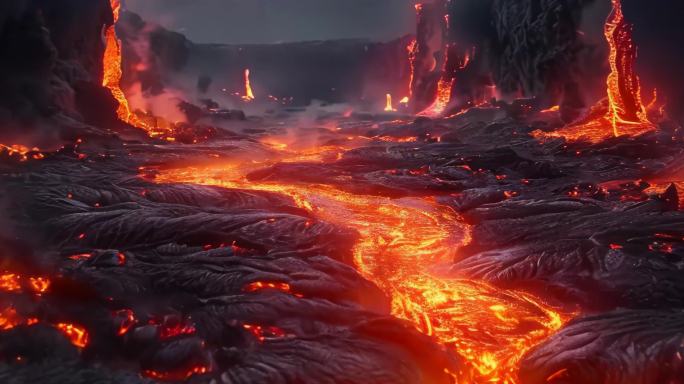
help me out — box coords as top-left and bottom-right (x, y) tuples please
(125, 0), (416, 44)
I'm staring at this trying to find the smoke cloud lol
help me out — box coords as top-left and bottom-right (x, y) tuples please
(125, 0), (416, 44)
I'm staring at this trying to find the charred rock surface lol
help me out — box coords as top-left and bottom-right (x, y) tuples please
(520, 309), (684, 384)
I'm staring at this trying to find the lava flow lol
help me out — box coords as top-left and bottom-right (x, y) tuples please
(384, 93), (396, 112)
(532, 0), (654, 143)
(103, 0), (174, 139)
(155, 144), (567, 383)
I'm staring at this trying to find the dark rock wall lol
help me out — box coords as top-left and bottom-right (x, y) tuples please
(434, 0), (597, 117)
(624, 0), (684, 124)
(0, 0), (118, 143)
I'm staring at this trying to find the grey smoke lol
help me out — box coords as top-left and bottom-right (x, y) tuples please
(126, 0), (416, 44)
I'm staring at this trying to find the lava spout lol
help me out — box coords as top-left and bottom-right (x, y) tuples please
(384, 93), (396, 112)
(102, 0), (173, 138)
(242, 69), (255, 101)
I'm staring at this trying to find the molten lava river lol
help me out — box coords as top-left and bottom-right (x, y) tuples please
(155, 143), (567, 383)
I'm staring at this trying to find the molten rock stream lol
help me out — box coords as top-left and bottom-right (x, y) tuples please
(155, 144), (567, 383)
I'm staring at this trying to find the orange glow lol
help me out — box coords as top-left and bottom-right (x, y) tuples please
(243, 323), (288, 342)
(407, 38), (418, 98)
(143, 366), (210, 381)
(243, 281), (292, 294)
(0, 144), (43, 162)
(0, 307), (22, 330)
(0, 273), (52, 294)
(418, 78), (454, 117)
(384, 93), (396, 112)
(460, 47), (474, 70)
(158, 320), (196, 340)
(546, 368), (569, 382)
(532, 0), (653, 143)
(56, 323), (89, 348)
(115, 309), (137, 336)
(376, 136), (418, 143)
(242, 69), (255, 101)
(604, 0), (650, 136)
(0, 274), (21, 292)
(155, 146), (568, 382)
(28, 277), (50, 294)
(110, 0), (121, 22)
(69, 253), (92, 261)
(117, 252), (126, 266)
(540, 105), (560, 113)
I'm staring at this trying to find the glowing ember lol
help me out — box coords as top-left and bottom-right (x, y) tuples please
(243, 281), (292, 294)
(546, 368), (570, 382)
(115, 309), (137, 336)
(155, 147), (568, 382)
(532, 0), (653, 143)
(117, 252), (126, 266)
(243, 324), (288, 342)
(0, 274), (21, 292)
(157, 318), (196, 340)
(143, 365), (210, 381)
(0, 307), (22, 330)
(384, 93), (396, 112)
(56, 323), (89, 348)
(540, 105), (560, 113)
(28, 277), (50, 294)
(242, 69), (255, 101)
(0, 144), (43, 162)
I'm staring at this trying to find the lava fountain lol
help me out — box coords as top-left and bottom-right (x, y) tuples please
(155, 143), (568, 383)
(242, 69), (256, 101)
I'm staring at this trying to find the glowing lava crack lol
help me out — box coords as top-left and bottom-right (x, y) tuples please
(155, 147), (568, 383)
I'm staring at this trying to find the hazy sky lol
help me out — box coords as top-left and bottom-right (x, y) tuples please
(126, 0), (416, 44)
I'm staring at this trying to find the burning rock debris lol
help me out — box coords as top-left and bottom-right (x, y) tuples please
(1, 0), (684, 383)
